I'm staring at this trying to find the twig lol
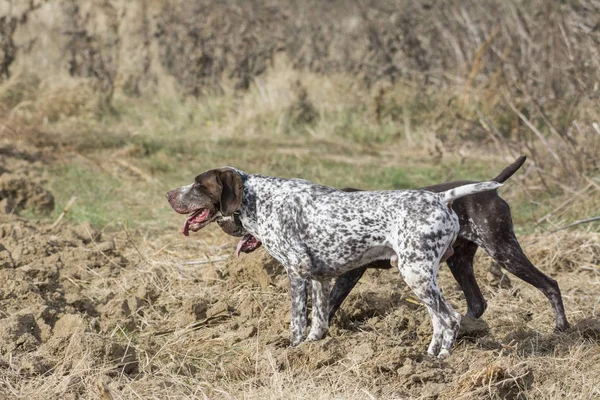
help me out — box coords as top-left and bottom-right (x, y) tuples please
(583, 175), (600, 192)
(476, 108), (509, 158)
(51, 196), (77, 229)
(403, 107), (413, 145)
(183, 313), (232, 334)
(151, 310), (232, 337)
(0, 244), (15, 268)
(536, 183), (591, 225)
(64, 275), (85, 288)
(183, 257), (229, 266)
(121, 224), (148, 263)
(85, 226), (122, 270)
(96, 376), (114, 400)
(548, 216), (600, 234)
(558, 22), (587, 92)
(463, 24), (500, 101)
(114, 159), (154, 183)
(503, 92), (565, 169)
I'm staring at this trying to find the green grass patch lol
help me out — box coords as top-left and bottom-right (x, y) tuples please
(44, 136), (542, 234)
(47, 163), (131, 227)
(27, 89), (597, 235)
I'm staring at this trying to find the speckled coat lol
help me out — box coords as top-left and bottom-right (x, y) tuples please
(236, 171), (501, 357)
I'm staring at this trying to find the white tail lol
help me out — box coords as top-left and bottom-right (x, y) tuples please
(441, 181), (502, 203)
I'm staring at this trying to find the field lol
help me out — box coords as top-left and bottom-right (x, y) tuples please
(1, 1), (600, 399)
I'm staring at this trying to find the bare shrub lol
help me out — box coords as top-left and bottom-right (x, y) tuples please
(2, 0), (599, 185)
(35, 78), (101, 122)
(155, 0), (286, 96)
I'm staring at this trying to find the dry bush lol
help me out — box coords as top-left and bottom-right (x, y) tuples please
(522, 231), (600, 273)
(34, 78), (102, 122)
(0, 14), (17, 80)
(0, 71), (40, 110)
(155, 0), (286, 95)
(2, 0), (599, 187)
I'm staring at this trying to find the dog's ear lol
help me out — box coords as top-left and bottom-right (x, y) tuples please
(216, 169), (244, 216)
(195, 168), (243, 216)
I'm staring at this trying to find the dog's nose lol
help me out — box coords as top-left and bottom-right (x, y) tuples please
(166, 190), (174, 200)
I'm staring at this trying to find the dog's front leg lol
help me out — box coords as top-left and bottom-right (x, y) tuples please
(306, 279), (332, 342)
(288, 273), (308, 346)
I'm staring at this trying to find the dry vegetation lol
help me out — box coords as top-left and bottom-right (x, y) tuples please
(1, 0), (600, 399)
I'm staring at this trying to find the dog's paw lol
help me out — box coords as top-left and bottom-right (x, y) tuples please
(437, 349), (451, 359)
(427, 342), (441, 357)
(305, 323), (328, 342)
(305, 331), (327, 342)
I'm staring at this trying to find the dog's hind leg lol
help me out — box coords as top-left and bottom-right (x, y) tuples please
(396, 257), (461, 358)
(306, 279), (333, 341)
(481, 231), (569, 331)
(328, 266), (367, 322)
(446, 240), (487, 319)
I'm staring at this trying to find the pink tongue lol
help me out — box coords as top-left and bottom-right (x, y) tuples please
(236, 234), (253, 257)
(182, 214), (195, 236)
(182, 209), (209, 237)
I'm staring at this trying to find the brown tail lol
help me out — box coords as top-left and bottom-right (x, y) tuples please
(492, 156), (527, 183)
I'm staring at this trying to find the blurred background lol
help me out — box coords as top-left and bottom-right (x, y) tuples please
(1, 1), (599, 399)
(1, 0), (598, 231)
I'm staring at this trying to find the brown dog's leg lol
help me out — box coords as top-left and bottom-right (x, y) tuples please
(328, 260), (395, 323)
(446, 240), (487, 319)
(328, 266), (368, 322)
(481, 233), (569, 331)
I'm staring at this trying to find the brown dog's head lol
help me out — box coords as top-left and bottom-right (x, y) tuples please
(166, 168), (244, 236)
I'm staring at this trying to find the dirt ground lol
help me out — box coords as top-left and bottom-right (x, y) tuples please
(1, 141), (600, 399)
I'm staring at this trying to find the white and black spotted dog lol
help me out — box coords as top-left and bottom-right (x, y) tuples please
(166, 168), (501, 358)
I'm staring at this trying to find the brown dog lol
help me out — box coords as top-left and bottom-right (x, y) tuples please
(212, 157), (569, 331)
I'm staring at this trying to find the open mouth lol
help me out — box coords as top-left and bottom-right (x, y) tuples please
(236, 234), (262, 257)
(182, 209), (211, 236)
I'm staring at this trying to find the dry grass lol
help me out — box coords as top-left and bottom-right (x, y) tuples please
(0, 137), (599, 399)
(520, 231), (600, 274)
(1, 210), (599, 399)
(1, 2), (600, 397)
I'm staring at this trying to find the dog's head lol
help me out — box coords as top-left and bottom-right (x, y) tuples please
(166, 168), (244, 236)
